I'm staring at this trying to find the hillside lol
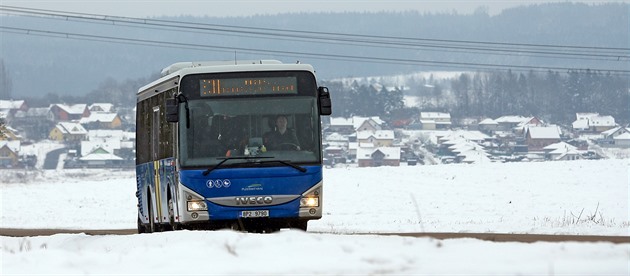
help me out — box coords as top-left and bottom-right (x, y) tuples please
(0, 2), (627, 97)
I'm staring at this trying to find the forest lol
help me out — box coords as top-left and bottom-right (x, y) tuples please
(325, 69), (629, 125)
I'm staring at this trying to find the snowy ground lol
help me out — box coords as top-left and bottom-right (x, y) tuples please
(1, 159), (629, 274)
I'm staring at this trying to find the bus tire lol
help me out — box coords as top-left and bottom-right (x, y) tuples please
(292, 220), (308, 231)
(167, 196), (180, 231)
(137, 217), (146, 234)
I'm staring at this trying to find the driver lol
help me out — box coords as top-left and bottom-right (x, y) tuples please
(263, 115), (300, 150)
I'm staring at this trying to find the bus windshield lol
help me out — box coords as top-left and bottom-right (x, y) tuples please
(179, 97), (321, 168)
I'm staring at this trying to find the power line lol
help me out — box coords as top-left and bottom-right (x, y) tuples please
(2, 25), (630, 76)
(1, 4), (628, 62)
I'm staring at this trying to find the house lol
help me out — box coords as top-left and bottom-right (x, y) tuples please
(543, 142), (578, 160)
(12, 107), (54, 140)
(79, 112), (123, 129)
(49, 104), (90, 122)
(600, 126), (630, 146)
(49, 122), (88, 142)
(0, 125), (20, 141)
(478, 118), (499, 133)
(0, 140), (20, 167)
(356, 130), (395, 147)
(514, 117), (543, 135)
(555, 149), (583, 161)
(525, 125), (562, 152)
(357, 146), (401, 167)
(77, 147), (125, 168)
(0, 100), (28, 121)
(328, 117), (355, 134)
(572, 113), (616, 133)
(89, 103), (115, 113)
(419, 112), (451, 130)
(495, 116), (528, 131)
(353, 116), (384, 132)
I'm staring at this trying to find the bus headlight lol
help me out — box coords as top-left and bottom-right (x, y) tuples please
(300, 196), (319, 207)
(187, 200), (208, 211)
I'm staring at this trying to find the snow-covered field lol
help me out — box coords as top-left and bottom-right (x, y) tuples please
(1, 159), (629, 274)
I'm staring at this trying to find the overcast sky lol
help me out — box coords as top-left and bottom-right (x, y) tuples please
(3, 0), (628, 17)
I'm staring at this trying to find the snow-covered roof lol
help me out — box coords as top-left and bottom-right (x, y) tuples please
(600, 126), (625, 137)
(53, 104), (87, 115)
(330, 117), (353, 126)
(527, 126), (561, 139)
(575, 112), (599, 120)
(0, 100), (25, 109)
(0, 140), (21, 152)
(356, 130), (394, 140)
(479, 118), (498, 125)
(614, 132), (630, 140)
(543, 142), (577, 151)
(89, 103), (114, 113)
(79, 152), (123, 161)
(79, 113), (118, 124)
(440, 130), (490, 143)
(495, 116), (528, 124)
(460, 150), (492, 164)
(56, 122), (88, 135)
(325, 132), (348, 142)
(87, 130), (125, 140)
(572, 119), (590, 130)
(555, 149), (582, 160)
(81, 140), (121, 156)
(589, 115), (615, 127)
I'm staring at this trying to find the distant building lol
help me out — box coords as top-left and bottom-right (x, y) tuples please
(49, 122), (88, 142)
(356, 130), (395, 147)
(572, 113), (616, 133)
(357, 147), (401, 167)
(419, 112), (451, 130)
(49, 104), (90, 122)
(525, 126), (562, 152)
(79, 112), (123, 129)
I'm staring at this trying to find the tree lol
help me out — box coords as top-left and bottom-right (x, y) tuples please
(0, 59), (12, 100)
(0, 117), (7, 139)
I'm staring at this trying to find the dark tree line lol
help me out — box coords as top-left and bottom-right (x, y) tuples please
(325, 70), (629, 126)
(448, 70), (629, 125)
(323, 80), (406, 120)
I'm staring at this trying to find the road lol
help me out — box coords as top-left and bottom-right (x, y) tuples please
(42, 147), (66, 170)
(1, 228), (628, 244)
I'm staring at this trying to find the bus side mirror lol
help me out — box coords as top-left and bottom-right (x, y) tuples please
(318, 86), (332, 116)
(165, 98), (179, 122)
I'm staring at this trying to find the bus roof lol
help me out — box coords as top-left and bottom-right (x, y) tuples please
(137, 60), (316, 95)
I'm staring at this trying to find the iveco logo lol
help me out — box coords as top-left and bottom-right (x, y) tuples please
(235, 196), (273, 205)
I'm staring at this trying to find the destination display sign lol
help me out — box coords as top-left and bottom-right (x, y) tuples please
(200, 76), (298, 97)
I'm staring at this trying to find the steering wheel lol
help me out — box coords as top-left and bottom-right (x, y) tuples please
(278, 143), (300, 151)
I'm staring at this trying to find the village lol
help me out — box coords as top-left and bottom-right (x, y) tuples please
(0, 99), (626, 170)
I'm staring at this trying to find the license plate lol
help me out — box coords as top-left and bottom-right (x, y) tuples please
(241, 210), (269, 218)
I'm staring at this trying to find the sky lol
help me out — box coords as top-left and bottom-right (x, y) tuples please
(1, 156), (629, 274)
(2, 0), (629, 17)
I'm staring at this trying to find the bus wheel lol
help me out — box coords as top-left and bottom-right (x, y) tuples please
(167, 197), (180, 231)
(292, 221), (308, 231)
(137, 217), (146, 234)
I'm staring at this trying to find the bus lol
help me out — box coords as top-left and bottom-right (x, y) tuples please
(135, 60), (332, 233)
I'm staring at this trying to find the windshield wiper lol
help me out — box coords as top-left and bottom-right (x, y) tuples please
(254, 160), (307, 173)
(202, 156), (273, 176)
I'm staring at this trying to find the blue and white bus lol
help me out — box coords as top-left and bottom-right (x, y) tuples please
(135, 60), (331, 233)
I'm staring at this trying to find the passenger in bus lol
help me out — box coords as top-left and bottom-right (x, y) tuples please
(263, 115), (301, 150)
